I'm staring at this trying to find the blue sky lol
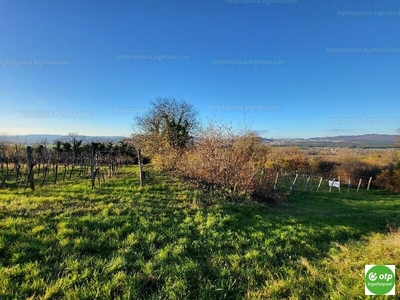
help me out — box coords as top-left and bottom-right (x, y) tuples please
(1, 0), (399, 138)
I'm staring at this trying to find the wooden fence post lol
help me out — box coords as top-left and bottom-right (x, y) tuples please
(289, 173), (298, 192)
(367, 177), (372, 191)
(317, 176), (323, 192)
(273, 172), (279, 191)
(304, 176), (311, 191)
(329, 178), (335, 193)
(357, 178), (362, 193)
(259, 169), (264, 185)
(347, 177), (351, 192)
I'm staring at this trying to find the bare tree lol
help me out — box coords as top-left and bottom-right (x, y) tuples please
(63, 133), (84, 178)
(67, 133), (84, 160)
(133, 97), (199, 152)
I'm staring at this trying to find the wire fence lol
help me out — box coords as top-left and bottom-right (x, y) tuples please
(272, 172), (374, 193)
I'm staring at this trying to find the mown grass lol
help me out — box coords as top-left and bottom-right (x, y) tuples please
(0, 166), (399, 299)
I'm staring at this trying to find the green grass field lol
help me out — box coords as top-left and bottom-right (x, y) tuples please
(0, 166), (399, 299)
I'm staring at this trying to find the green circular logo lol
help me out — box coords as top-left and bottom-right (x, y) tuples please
(365, 265), (395, 295)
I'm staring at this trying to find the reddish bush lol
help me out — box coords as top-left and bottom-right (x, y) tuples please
(177, 125), (280, 202)
(375, 164), (400, 193)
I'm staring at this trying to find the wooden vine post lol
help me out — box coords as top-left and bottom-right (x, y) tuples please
(26, 146), (34, 190)
(138, 149), (145, 187)
(15, 145), (20, 182)
(90, 149), (95, 189)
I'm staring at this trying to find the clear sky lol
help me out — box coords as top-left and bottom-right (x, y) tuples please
(1, 0), (399, 139)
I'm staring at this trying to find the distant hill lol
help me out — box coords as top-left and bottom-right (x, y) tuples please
(4, 134), (126, 145)
(4, 133), (398, 149)
(266, 134), (399, 148)
(309, 134), (398, 142)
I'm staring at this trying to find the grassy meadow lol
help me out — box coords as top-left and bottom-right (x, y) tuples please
(0, 165), (399, 299)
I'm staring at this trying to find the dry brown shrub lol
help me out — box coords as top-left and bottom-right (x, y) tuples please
(264, 146), (310, 173)
(375, 163), (400, 193)
(131, 131), (182, 172)
(177, 124), (279, 202)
